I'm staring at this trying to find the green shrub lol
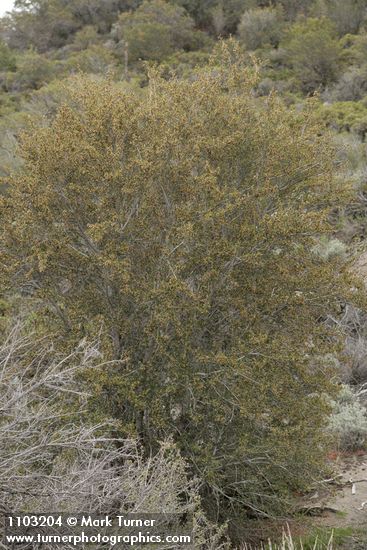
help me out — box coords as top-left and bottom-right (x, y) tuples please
(172, 0), (256, 32)
(324, 66), (367, 102)
(111, 0), (205, 63)
(312, 237), (347, 261)
(1, 49), (351, 523)
(283, 18), (342, 92)
(237, 7), (284, 51)
(311, 0), (367, 36)
(0, 41), (17, 72)
(71, 25), (101, 51)
(328, 385), (367, 451)
(159, 49), (213, 79)
(7, 49), (59, 91)
(317, 100), (367, 140)
(65, 44), (116, 74)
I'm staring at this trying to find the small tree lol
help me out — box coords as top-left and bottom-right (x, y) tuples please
(2, 0), (78, 52)
(171, 0), (220, 29)
(284, 17), (342, 93)
(311, 0), (367, 36)
(111, 0), (206, 62)
(6, 49), (56, 91)
(237, 7), (283, 51)
(277, 0), (313, 20)
(65, 45), (116, 75)
(1, 48), (350, 521)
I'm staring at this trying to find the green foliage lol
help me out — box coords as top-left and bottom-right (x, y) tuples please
(317, 99), (367, 140)
(172, 0), (312, 28)
(23, 79), (71, 118)
(283, 17), (343, 92)
(2, 0), (142, 52)
(0, 109), (32, 176)
(328, 385), (367, 450)
(276, 0), (313, 20)
(67, 0), (143, 32)
(212, 0), (256, 35)
(71, 25), (101, 51)
(311, 0), (367, 36)
(159, 49), (213, 78)
(237, 7), (284, 51)
(341, 33), (367, 67)
(0, 49), (351, 521)
(171, 0), (219, 28)
(0, 0), (366, 542)
(65, 44), (116, 74)
(0, 40), (16, 71)
(6, 49), (58, 91)
(3, 0), (78, 52)
(324, 66), (367, 102)
(172, 0), (250, 36)
(0, 91), (19, 116)
(111, 0), (204, 62)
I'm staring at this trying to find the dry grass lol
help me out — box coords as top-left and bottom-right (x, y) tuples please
(242, 525), (334, 550)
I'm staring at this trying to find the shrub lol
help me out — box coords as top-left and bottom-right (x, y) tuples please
(172, 0), (257, 32)
(22, 79), (72, 119)
(111, 0), (204, 62)
(344, 33), (367, 67)
(277, 0), (313, 20)
(283, 18), (342, 92)
(159, 50), (213, 79)
(255, 77), (294, 97)
(0, 110), (31, 176)
(0, 324), (229, 548)
(0, 40), (16, 72)
(0, 47), (351, 522)
(337, 305), (367, 384)
(2, 3), (78, 52)
(328, 385), (367, 451)
(324, 66), (367, 102)
(237, 7), (283, 51)
(6, 49), (58, 92)
(317, 100), (367, 140)
(71, 25), (101, 51)
(65, 44), (116, 74)
(312, 237), (347, 261)
(311, 0), (367, 36)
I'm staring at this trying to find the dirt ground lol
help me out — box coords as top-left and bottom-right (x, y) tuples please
(240, 455), (367, 548)
(311, 455), (367, 525)
(300, 453), (367, 548)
